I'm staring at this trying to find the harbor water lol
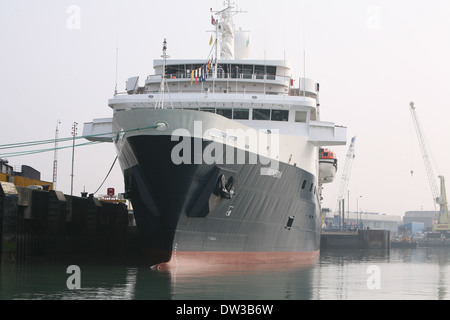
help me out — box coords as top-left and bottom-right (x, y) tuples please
(1, 247), (450, 300)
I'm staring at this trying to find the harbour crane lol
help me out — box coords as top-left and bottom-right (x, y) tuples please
(409, 102), (450, 232)
(335, 136), (357, 226)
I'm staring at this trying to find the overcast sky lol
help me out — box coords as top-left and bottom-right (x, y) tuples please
(1, 0), (449, 217)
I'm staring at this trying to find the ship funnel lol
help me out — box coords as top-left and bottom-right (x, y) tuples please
(234, 28), (251, 59)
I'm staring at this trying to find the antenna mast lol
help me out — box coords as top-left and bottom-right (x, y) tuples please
(212, 0), (241, 60)
(156, 39), (170, 109)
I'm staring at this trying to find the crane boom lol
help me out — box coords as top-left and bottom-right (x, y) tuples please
(410, 103), (440, 203)
(409, 102), (450, 231)
(335, 136), (356, 212)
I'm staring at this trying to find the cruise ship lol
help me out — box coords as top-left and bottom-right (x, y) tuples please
(84, 2), (347, 269)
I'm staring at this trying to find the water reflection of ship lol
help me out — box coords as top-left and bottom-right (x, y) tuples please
(134, 263), (317, 300)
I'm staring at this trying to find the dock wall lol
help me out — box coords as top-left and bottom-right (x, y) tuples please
(1, 181), (394, 264)
(321, 229), (391, 250)
(0, 182), (138, 265)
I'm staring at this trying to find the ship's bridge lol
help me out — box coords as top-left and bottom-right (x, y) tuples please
(124, 59), (318, 99)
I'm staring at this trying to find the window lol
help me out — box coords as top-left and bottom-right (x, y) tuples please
(232, 65), (240, 78)
(242, 65), (253, 79)
(166, 65), (185, 78)
(253, 109), (271, 121)
(302, 180), (307, 189)
(254, 65), (277, 79)
(217, 109), (232, 119)
(271, 110), (289, 122)
(286, 216), (295, 230)
(254, 65), (265, 79)
(295, 111), (308, 123)
(254, 65), (265, 74)
(266, 66), (276, 80)
(233, 109), (249, 120)
(203, 108), (216, 114)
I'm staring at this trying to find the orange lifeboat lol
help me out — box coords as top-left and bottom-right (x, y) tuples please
(319, 148), (338, 183)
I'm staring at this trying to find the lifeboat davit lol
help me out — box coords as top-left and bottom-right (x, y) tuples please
(319, 148), (338, 184)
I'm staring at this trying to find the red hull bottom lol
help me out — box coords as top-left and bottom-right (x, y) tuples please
(150, 250), (320, 272)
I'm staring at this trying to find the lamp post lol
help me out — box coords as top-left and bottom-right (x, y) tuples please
(71, 122), (78, 196)
(357, 195), (363, 229)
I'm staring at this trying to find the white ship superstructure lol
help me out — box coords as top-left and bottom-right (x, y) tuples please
(107, 60), (345, 171)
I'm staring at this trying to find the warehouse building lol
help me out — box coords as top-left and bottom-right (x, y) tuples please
(403, 211), (438, 231)
(0, 159), (53, 190)
(323, 211), (402, 233)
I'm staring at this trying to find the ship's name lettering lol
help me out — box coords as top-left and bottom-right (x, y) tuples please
(264, 168), (283, 179)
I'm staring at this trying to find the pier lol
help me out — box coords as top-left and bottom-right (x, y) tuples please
(321, 229), (391, 250)
(0, 181), (139, 265)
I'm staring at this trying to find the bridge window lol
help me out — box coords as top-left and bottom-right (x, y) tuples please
(203, 108), (216, 114)
(217, 109), (232, 119)
(253, 109), (271, 121)
(233, 109), (249, 120)
(295, 111), (308, 123)
(166, 65), (185, 78)
(271, 110), (289, 122)
(216, 64), (277, 80)
(254, 65), (276, 80)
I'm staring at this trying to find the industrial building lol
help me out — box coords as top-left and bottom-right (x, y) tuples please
(403, 211), (438, 231)
(323, 211), (402, 233)
(398, 222), (425, 236)
(0, 159), (53, 190)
